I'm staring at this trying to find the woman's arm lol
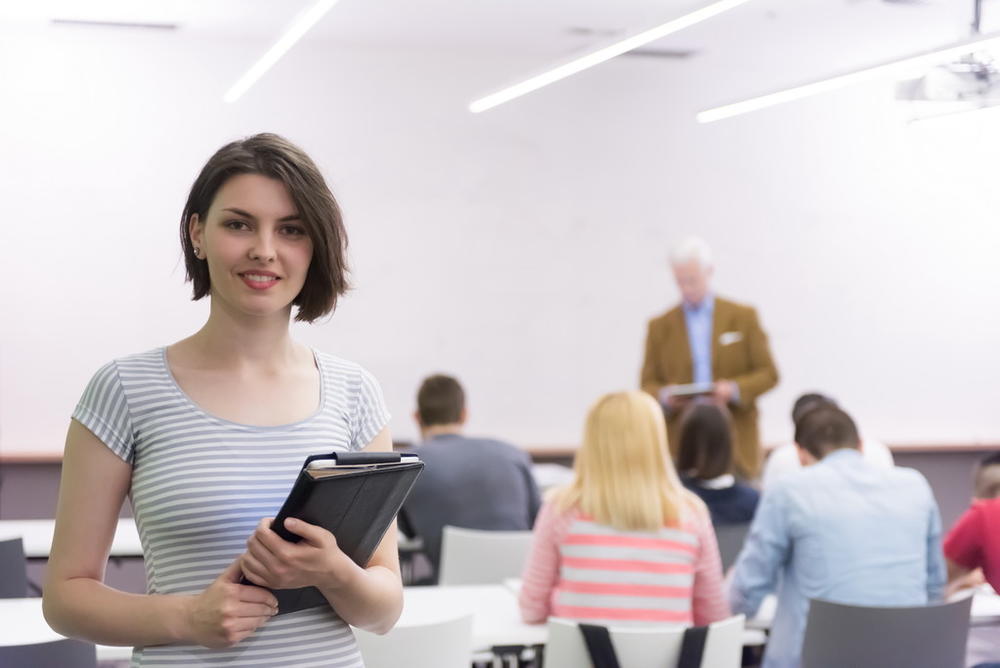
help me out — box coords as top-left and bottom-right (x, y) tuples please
(43, 420), (277, 648)
(240, 426), (404, 634)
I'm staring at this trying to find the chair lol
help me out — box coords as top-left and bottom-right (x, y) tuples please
(544, 615), (745, 668)
(354, 611), (473, 668)
(0, 638), (97, 667)
(438, 526), (533, 586)
(0, 538), (29, 598)
(713, 523), (750, 572)
(801, 596), (973, 668)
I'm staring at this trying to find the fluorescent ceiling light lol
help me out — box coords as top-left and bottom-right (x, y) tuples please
(224, 0), (340, 104)
(697, 31), (1000, 123)
(469, 0), (753, 114)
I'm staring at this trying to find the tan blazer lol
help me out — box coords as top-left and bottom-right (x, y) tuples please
(641, 296), (779, 478)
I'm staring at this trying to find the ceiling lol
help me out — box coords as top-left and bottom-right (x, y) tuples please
(1, 0), (997, 96)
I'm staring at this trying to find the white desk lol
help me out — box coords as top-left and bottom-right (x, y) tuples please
(397, 584), (767, 649)
(747, 589), (1000, 630)
(0, 598), (131, 662)
(0, 519), (142, 558)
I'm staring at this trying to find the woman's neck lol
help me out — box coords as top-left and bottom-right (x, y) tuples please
(186, 298), (302, 370)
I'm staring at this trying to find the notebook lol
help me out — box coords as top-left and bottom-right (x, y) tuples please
(251, 451), (424, 615)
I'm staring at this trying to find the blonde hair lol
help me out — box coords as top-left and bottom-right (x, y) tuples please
(553, 391), (694, 531)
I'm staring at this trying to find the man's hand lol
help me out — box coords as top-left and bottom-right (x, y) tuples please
(713, 380), (738, 404)
(658, 386), (690, 414)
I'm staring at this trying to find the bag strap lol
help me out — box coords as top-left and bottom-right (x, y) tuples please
(579, 624), (622, 668)
(677, 625), (708, 668)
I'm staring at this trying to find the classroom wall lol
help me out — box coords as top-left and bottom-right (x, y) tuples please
(2, 26), (999, 456)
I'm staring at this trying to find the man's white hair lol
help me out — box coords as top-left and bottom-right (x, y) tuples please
(670, 236), (713, 269)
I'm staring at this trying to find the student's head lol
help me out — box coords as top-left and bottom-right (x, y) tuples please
(181, 133), (349, 323)
(676, 401), (736, 480)
(557, 391), (690, 531)
(973, 452), (1000, 500)
(791, 392), (837, 427)
(415, 374), (467, 430)
(794, 405), (860, 465)
(669, 237), (713, 305)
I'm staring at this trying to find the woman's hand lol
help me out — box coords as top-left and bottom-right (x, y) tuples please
(185, 559), (278, 649)
(241, 518), (356, 591)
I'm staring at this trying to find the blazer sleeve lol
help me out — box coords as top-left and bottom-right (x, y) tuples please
(730, 307), (779, 406)
(640, 320), (665, 398)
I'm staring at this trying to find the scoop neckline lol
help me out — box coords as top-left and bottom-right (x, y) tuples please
(159, 346), (326, 430)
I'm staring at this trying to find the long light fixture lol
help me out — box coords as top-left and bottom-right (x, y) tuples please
(224, 0), (340, 104)
(697, 31), (1000, 123)
(469, 0), (753, 114)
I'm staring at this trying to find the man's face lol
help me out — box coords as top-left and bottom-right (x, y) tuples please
(672, 259), (712, 305)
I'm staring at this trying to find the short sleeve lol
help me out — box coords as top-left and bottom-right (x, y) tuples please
(943, 503), (984, 571)
(71, 361), (135, 464)
(350, 366), (391, 450)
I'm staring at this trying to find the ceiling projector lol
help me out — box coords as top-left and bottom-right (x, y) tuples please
(896, 57), (1000, 103)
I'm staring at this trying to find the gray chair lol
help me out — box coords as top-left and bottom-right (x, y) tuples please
(0, 538), (29, 598)
(438, 526), (533, 586)
(713, 523), (750, 572)
(0, 638), (97, 667)
(801, 596), (973, 668)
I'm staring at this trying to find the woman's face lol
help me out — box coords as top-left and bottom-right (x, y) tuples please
(190, 173), (314, 320)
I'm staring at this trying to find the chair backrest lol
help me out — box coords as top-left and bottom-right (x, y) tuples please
(354, 611), (473, 668)
(0, 538), (29, 598)
(438, 526), (533, 586)
(712, 523), (750, 572)
(0, 638), (97, 667)
(544, 615), (745, 668)
(801, 596), (973, 668)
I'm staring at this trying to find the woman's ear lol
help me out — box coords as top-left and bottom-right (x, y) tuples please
(189, 213), (204, 248)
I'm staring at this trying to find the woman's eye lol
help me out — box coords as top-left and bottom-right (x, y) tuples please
(224, 220), (250, 231)
(282, 225), (307, 237)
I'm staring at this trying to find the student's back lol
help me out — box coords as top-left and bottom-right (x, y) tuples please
(405, 434), (540, 576)
(735, 451), (944, 668)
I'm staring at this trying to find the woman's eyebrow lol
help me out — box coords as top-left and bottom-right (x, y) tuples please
(222, 207), (301, 222)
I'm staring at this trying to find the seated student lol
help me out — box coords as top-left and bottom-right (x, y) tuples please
(402, 374), (541, 582)
(943, 452), (1000, 668)
(729, 405), (945, 668)
(519, 391), (730, 626)
(676, 400), (759, 525)
(760, 392), (894, 489)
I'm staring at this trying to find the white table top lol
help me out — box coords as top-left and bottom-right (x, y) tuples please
(747, 588), (1000, 630)
(0, 518), (142, 558)
(397, 584), (768, 649)
(0, 598), (131, 661)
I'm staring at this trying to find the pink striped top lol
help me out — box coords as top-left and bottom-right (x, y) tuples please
(519, 497), (730, 626)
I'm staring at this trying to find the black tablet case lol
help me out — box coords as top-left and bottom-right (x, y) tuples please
(260, 451), (424, 614)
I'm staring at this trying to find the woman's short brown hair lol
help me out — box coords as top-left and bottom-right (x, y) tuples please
(676, 400), (736, 480)
(180, 133), (349, 322)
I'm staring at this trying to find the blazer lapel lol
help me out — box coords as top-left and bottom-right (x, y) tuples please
(671, 307), (693, 382)
(711, 297), (731, 379)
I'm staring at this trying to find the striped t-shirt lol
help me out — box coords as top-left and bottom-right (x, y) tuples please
(72, 347), (390, 667)
(519, 499), (730, 627)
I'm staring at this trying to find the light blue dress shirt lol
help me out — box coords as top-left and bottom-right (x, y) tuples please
(682, 294), (714, 385)
(729, 449), (946, 668)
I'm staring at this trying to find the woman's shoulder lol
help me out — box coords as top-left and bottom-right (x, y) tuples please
(84, 348), (165, 382)
(311, 349), (378, 381)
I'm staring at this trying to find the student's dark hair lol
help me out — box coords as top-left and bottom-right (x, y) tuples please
(794, 405), (860, 459)
(974, 451), (1000, 499)
(417, 375), (465, 427)
(791, 392), (837, 427)
(676, 401), (736, 480)
(180, 133), (349, 323)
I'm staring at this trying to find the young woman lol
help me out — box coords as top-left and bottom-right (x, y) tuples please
(676, 401), (760, 525)
(42, 134), (402, 666)
(518, 391), (730, 626)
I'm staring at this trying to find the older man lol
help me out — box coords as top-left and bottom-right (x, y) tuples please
(641, 237), (779, 478)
